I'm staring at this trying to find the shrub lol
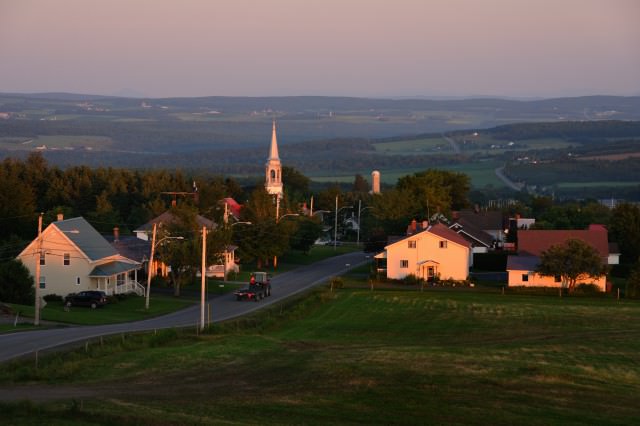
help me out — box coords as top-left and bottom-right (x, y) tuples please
(402, 274), (423, 286)
(573, 283), (601, 295)
(43, 294), (63, 303)
(329, 277), (344, 290)
(0, 260), (34, 305)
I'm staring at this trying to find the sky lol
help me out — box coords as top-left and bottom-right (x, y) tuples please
(1, 0), (639, 98)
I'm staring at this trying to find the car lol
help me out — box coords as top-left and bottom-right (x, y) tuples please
(64, 291), (108, 309)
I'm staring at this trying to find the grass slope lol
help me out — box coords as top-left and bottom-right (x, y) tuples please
(1, 289), (639, 425)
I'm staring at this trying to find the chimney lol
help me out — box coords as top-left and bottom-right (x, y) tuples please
(57, 213), (64, 221)
(113, 227), (120, 242)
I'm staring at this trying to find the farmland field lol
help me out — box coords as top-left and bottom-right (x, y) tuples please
(1, 289), (639, 425)
(0, 135), (112, 151)
(373, 137), (451, 155)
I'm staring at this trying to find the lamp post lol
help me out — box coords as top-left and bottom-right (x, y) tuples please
(274, 213), (299, 269)
(145, 223), (184, 310)
(334, 196), (353, 251)
(225, 221), (252, 281)
(356, 201), (374, 246)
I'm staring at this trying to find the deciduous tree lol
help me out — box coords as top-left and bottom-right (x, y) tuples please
(536, 239), (608, 292)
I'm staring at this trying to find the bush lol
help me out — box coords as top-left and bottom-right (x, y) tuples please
(0, 260), (34, 305)
(43, 294), (63, 303)
(329, 277), (344, 290)
(402, 274), (423, 286)
(573, 283), (601, 295)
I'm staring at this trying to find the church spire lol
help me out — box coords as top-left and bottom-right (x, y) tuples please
(268, 120), (279, 160)
(265, 120), (283, 198)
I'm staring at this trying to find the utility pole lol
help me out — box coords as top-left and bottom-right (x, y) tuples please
(200, 225), (206, 331)
(145, 223), (157, 310)
(356, 199), (362, 246)
(334, 195), (338, 251)
(34, 213), (43, 326)
(310, 196), (314, 216)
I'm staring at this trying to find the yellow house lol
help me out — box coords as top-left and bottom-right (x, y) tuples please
(17, 217), (144, 297)
(377, 223), (471, 281)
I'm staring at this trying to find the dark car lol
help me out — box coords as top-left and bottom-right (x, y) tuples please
(64, 291), (108, 309)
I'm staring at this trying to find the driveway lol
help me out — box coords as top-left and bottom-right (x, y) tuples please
(0, 251), (370, 363)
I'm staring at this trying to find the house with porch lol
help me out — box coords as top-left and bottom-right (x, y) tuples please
(375, 222), (471, 281)
(17, 216), (144, 297)
(506, 226), (619, 291)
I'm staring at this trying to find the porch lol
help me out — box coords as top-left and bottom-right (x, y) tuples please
(89, 261), (145, 296)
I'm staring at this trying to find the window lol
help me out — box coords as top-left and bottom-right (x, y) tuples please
(554, 275), (561, 283)
(522, 274), (529, 282)
(400, 260), (409, 268)
(439, 241), (448, 249)
(408, 240), (416, 249)
(76, 277), (81, 286)
(63, 253), (70, 266)
(39, 252), (45, 266)
(39, 276), (46, 289)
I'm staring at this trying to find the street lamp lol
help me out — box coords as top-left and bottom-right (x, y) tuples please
(145, 223), (184, 310)
(356, 200), (374, 246)
(274, 213), (299, 269)
(334, 196), (353, 251)
(225, 221), (252, 281)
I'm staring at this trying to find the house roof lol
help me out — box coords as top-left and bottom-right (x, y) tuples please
(506, 255), (539, 271)
(427, 223), (471, 248)
(54, 217), (118, 261)
(89, 261), (139, 277)
(455, 210), (505, 230)
(221, 198), (242, 219)
(134, 210), (216, 233)
(386, 223), (470, 250)
(517, 229), (609, 258)
(105, 235), (151, 263)
(450, 220), (494, 247)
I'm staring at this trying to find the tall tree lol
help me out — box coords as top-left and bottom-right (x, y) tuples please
(609, 203), (640, 264)
(536, 239), (608, 293)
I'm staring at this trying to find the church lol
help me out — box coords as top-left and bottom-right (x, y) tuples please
(265, 120), (283, 198)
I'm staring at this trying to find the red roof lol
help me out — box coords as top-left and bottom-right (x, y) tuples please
(222, 198), (243, 219)
(427, 223), (471, 248)
(518, 229), (609, 258)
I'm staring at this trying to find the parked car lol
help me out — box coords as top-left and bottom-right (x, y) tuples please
(64, 291), (108, 309)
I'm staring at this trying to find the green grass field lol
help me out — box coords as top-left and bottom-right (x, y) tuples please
(0, 135), (112, 151)
(1, 289), (639, 425)
(372, 137), (451, 155)
(7, 295), (195, 326)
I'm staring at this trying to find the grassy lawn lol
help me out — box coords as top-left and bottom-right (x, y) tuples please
(1, 288), (639, 425)
(7, 295), (196, 326)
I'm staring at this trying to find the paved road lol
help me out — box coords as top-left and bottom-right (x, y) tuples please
(0, 251), (370, 363)
(441, 133), (461, 154)
(495, 165), (523, 191)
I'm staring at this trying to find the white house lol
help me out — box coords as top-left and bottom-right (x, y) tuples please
(376, 223), (471, 281)
(17, 216), (144, 297)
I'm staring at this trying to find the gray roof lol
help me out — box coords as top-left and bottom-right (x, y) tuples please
(506, 255), (539, 271)
(105, 235), (151, 263)
(54, 217), (118, 261)
(89, 261), (139, 277)
(134, 210), (216, 233)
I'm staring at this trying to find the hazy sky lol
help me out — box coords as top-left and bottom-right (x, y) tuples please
(1, 0), (639, 98)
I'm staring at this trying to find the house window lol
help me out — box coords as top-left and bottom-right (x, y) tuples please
(400, 260), (409, 268)
(39, 252), (45, 266)
(39, 276), (46, 289)
(439, 241), (448, 249)
(76, 277), (81, 286)
(63, 253), (70, 266)
(408, 240), (416, 249)
(554, 275), (561, 283)
(522, 274), (529, 282)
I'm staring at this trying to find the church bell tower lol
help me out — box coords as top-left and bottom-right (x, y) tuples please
(265, 120), (283, 198)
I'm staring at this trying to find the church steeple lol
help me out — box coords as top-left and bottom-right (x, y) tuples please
(265, 120), (283, 198)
